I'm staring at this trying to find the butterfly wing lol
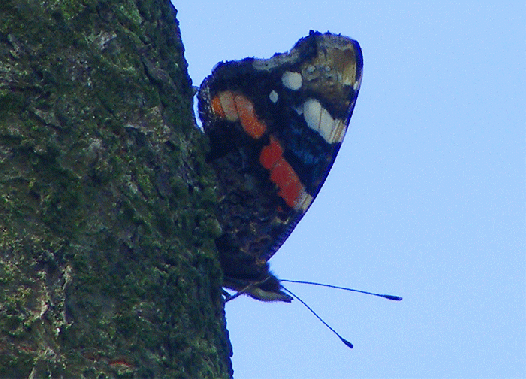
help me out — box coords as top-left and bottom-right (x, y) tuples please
(198, 31), (362, 301)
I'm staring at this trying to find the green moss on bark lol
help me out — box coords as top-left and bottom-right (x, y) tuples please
(0, 0), (232, 378)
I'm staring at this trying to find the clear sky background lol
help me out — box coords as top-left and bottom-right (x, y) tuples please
(175, 2), (525, 378)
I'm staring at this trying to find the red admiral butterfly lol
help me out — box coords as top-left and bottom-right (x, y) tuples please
(198, 31), (363, 303)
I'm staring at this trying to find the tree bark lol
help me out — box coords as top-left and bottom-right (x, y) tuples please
(0, 1), (232, 378)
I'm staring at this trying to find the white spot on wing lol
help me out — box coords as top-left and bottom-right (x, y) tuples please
(302, 99), (347, 143)
(281, 71), (302, 90)
(303, 98), (322, 131)
(329, 119), (347, 143)
(353, 75), (362, 91)
(294, 190), (313, 211)
(269, 90), (278, 103)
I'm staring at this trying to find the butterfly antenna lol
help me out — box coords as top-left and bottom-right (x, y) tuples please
(281, 279), (402, 301)
(281, 286), (354, 349)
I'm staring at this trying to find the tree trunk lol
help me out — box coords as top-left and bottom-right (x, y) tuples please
(0, 1), (232, 378)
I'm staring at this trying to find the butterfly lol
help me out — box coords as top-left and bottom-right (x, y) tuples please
(198, 31), (363, 302)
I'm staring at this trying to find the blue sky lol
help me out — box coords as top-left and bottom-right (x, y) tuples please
(175, 2), (525, 378)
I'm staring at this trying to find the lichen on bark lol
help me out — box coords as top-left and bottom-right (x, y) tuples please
(0, 0), (232, 378)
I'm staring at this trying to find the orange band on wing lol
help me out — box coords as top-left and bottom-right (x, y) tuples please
(279, 180), (303, 209)
(260, 136), (307, 209)
(234, 94), (266, 139)
(211, 95), (226, 118)
(260, 136), (283, 169)
(210, 91), (267, 139)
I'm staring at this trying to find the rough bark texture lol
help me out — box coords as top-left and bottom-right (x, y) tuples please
(0, 1), (232, 378)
